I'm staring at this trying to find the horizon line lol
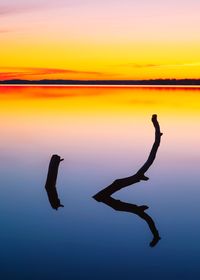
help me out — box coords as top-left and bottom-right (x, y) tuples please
(1, 78), (200, 86)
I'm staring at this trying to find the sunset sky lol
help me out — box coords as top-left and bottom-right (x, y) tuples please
(1, 0), (200, 80)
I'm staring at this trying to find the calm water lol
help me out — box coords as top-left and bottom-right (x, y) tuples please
(0, 85), (200, 279)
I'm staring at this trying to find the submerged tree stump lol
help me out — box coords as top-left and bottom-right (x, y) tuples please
(45, 154), (64, 210)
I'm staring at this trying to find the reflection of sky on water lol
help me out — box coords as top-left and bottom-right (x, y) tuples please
(0, 86), (200, 279)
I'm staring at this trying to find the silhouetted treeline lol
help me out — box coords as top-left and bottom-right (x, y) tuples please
(1, 79), (200, 85)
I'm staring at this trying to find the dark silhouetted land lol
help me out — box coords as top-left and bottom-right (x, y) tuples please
(1, 79), (200, 85)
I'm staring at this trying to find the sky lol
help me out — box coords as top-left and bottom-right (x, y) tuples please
(1, 0), (200, 80)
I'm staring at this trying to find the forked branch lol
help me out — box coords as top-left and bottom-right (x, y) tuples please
(93, 115), (162, 247)
(93, 114), (162, 200)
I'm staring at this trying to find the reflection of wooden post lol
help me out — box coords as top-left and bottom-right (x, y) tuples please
(93, 115), (162, 247)
(45, 155), (64, 210)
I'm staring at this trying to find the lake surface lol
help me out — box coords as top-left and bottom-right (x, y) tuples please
(0, 85), (200, 279)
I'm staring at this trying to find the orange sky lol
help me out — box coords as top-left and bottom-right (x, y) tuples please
(1, 0), (200, 80)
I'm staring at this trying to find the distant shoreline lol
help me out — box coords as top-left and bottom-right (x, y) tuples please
(1, 79), (200, 86)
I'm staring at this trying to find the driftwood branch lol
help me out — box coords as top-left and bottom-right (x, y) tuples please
(93, 115), (162, 247)
(93, 114), (162, 200)
(45, 154), (64, 210)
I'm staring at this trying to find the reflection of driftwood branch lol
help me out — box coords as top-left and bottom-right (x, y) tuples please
(45, 154), (64, 210)
(98, 196), (160, 247)
(93, 115), (162, 247)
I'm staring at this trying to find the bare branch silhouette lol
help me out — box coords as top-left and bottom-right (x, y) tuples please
(93, 114), (162, 199)
(93, 114), (162, 247)
(45, 154), (64, 210)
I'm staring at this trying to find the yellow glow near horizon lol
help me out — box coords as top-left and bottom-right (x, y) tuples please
(1, 1), (200, 80)
(1, 86), (200, 117)
(1, 86), (200, 162)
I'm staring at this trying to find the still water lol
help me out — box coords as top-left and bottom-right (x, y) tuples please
(0, 85), (200, 279)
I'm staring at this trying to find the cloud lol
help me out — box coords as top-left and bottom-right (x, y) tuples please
(0, 1), (60, 16)
(125, 63), (160, 68)
(0, 7), (11, 15)
(0, 28), (11, 33)
(0, 4), (32, 15)
(0, 1), (79, 17)
(0, 67), (106, 80)
(120, 62), (200, 69)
